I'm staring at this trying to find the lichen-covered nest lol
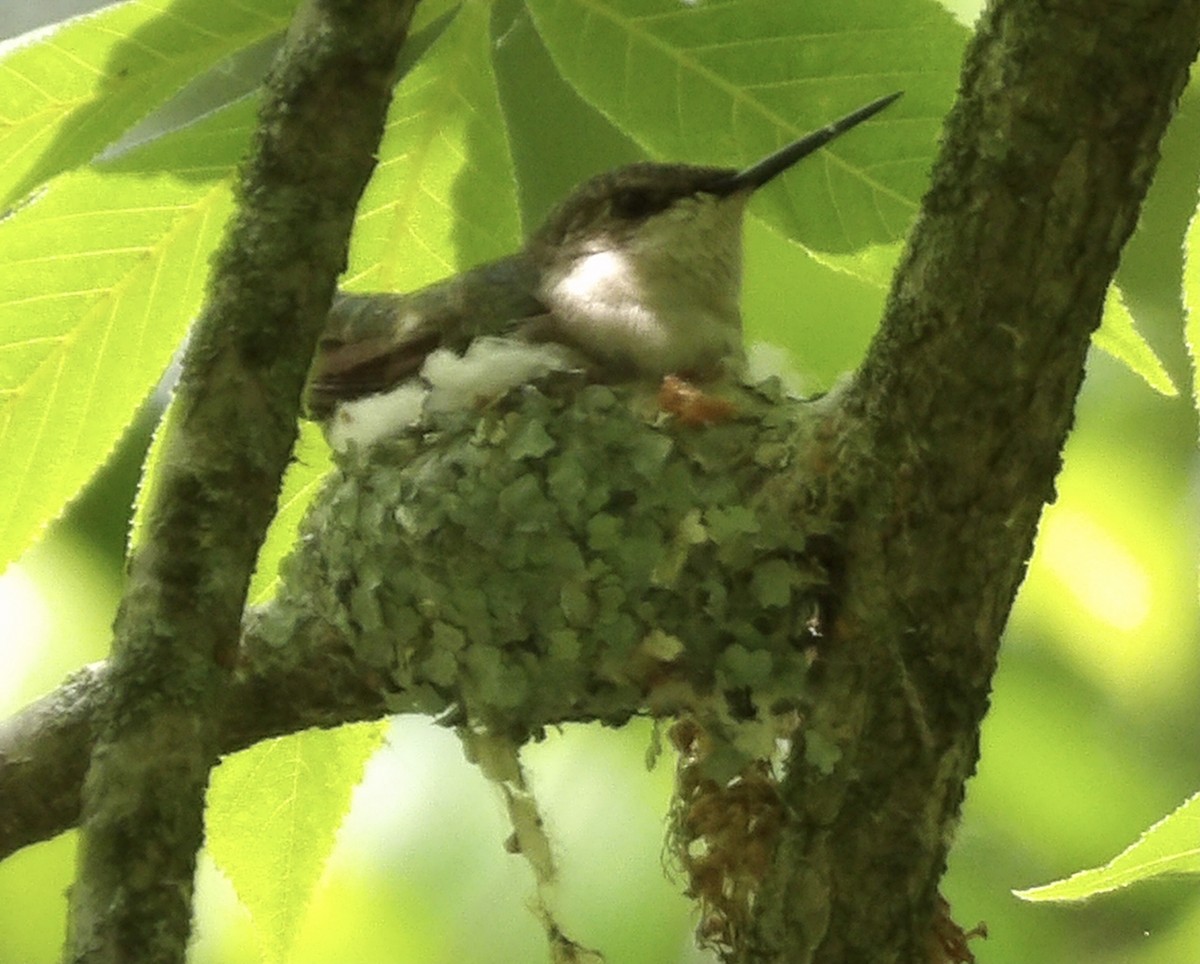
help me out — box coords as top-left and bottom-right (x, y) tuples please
(269, 376), (837, 738)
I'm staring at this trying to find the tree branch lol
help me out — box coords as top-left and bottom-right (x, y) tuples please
(741, 1), (1200, 961)
(62, 2), (417, 961)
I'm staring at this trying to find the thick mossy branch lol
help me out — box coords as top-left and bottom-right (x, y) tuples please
(256, 379), (838, 739)
(736, 2), (1200, 963)
(65, 2), (417, 961)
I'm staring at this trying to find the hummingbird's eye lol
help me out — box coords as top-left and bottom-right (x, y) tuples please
(610, 187), (666, 221)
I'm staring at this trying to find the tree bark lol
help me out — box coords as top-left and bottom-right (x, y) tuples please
(741, 1), (1200, 961)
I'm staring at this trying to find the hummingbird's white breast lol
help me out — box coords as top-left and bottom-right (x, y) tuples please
(539, 193), (748, 377)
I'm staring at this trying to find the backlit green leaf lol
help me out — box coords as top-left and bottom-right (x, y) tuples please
(346, 0), (522, 291)
(1182, 191), (1200, 423)
(206, 723), (389, 962)
(1014, 791), (1200, 902)
(1094, 284), (1177, 397)
(0, 0), (293, 208)
(0, 98), (253, 569)
(526, 0), (964, 251)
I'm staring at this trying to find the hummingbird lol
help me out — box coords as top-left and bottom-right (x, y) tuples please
(306, 91), (902, 451)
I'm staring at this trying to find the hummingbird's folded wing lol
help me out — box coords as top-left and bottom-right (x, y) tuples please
(305, 254), (546, 419)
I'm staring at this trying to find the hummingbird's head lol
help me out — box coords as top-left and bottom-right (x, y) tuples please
(529, 162), (752, 379)
(530, 163), (749, 258)
(529, 162), (753, 377)
(526, 90), (902, 380)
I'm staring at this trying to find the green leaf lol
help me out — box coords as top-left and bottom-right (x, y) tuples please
(810, 241), (903, 290)
(0, 98), (254, 570)
(206, 722), (389, 962)
(9, 0), (523, 573)
(249, 420), (333, 603)
(525, 0), (965, 251)
(128, 393), (174, 556)
(0, 0), (294, 209)
(1014, 791), (1200, 902)
(1185, 193), (1200, 598)
(1182, 189), (1200, 424)
(346, 0), (522, 291)
(1094, 284), (1178, 396)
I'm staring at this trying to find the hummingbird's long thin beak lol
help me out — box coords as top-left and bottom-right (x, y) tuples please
(719, 90), (903, 195)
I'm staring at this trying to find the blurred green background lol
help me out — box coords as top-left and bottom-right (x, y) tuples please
(2, 1), (1199, 962)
